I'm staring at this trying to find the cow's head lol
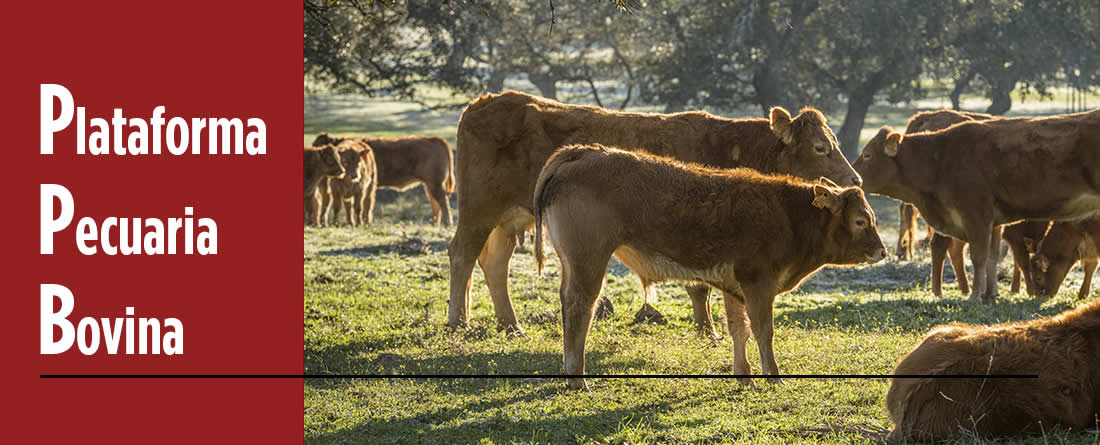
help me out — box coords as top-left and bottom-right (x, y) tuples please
(318, 144), (346, 178)
(852, 126), (904, 194)
(771, 107), (862, 187)
(312, 132), (345, 147)
(336, 145), (366, 182)
(1029, 244), (1078, 299)
(812, 179), (887, 264)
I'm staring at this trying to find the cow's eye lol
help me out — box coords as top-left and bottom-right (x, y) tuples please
(815, 144), (828, 155)
(862, 152), (872, 160)
(854, 218), (867, 229)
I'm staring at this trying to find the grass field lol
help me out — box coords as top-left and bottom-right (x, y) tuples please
(304, 94), (1100, 444)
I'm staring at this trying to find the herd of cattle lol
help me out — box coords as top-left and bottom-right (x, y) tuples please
(305, 90), (1100, 440)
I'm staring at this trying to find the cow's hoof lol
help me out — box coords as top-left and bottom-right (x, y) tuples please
(567, 378), (590, 391)
(632, 303), (667, 325)
(499, 323), (527, 338)
(594, 296), (615, 320)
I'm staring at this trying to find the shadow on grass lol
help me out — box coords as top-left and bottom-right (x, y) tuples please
(319, 236), (451, 258)
(306, 345), (654, 384)
(778, 295), (1077, 334)
(305, 377), (710, 444)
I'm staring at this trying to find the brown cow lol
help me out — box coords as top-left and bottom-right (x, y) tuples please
(532, 145), (885, 389)
(304, 144), (345, 227)
(1002, 221), (1053, 294)
(853, 109), (1100, 303)
(1030, 214), (1100, 300)
(313, 133), (455, 226)
(449, 90), (862, 335)
(929, 221), (1050, 297)
(895, 110), (995, 260)
(886, 298), (1100, 440)
(321, 140), (378, 227)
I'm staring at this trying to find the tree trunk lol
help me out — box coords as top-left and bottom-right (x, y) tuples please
(950, 70), (975, 111)
(753, 62), (790, 116)
(985, 73), (1017, 115)
(838, 92), (875, 160)
(663, 96), (686, 113)
(487, 67), (507, 93)
(528, 72), (557, 100)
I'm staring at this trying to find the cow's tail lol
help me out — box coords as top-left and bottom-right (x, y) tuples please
(533, 147), (586, 276)
(438, 137), (456, 194)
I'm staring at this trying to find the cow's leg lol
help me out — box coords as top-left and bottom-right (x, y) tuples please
(363, 181), (377, 225)
(948, 239), (970, 295)
(967, 223), (994, 304)
(447, 221), (494, 329)
(304, 185), (317, 227)
(344, 200), (355, 227)
(1011, 266), (1021, 293)
(1078, 257), (1097, 300)
(558, 251), (612, 391)
(319, 182), (333, 228)
(478, 226), (522, 334)
(426, 181), (453, 227)
(687, 284), (718, 339)
(742, 283), (780, 380)
(984, 226), (1002, 303)
(353, 194), (364, 227)
(897, 203), (915, 260)
(425, 185), (441, 225)
(720, 291), (752, 385)
(930, 234), (950, 297)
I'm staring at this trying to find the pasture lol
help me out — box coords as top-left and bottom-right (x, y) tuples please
(304, 95), (1100, 444)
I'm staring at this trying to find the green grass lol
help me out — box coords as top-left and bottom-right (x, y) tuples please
(304, 95), (1100, 444)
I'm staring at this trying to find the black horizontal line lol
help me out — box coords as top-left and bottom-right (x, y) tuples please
(40, 374), (1038, 379)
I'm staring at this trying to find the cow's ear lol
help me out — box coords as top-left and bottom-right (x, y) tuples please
(1036, 255), (1050, 273)
(770, 107), (794, 145)
(812, 184), (844, 214)
(884, 131), (903, 157)
(817, 176), (839, 188)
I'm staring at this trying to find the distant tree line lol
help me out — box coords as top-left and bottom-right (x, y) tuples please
(304, 0), (1100, 158)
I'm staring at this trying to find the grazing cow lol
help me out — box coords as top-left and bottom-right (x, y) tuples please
(895, 110), (995, 262)
(321, 140), (378, 227)
(449, 90), (863, 336)
(886, 298), (1100, 440)
(1002, 221), (1052, 294)
(1030, 214), (1100, 299)
(313, 133), (455, 226)
(304, 144), (345, 227)
(533, 145), (886, 389)
(853, 109), (1100, 303)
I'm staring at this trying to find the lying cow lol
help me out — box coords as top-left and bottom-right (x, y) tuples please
(533, 145), (885, 389)
(886, 298), (1100, 440)
(304, 144), (345, 227)
(1030, 214), (1100, 300)
(321, 140), (378, 227)
(895, 110), (994, 261)
(313, 133), (455, 226)
(854, 109), (1100, 303)
(448, 90), (862, 336)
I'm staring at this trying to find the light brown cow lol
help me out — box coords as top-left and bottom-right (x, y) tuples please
(304, 144), (345, 227)
(532, 145), (885, 389)
(854, 109), (1100, 303)
(449, 90), (863, 335)
(1030, 214), (1100, 300)
(888, 109), (994, 261)
(313, 133), (455, 226)
(321, 140), (378, 227)
(886, 298), (1100, 440)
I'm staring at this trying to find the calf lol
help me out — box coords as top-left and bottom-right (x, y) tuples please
(1002, 221), (1052, 294)
(321, 140), (378, 227)
(304, 144), (345, 227)
(929, 221), (1049, 297)
(853, 109), (1100, 303)
(313, 133), (455, 226)
(886, 298), (1100, 440)
(1030, 214), (1100, 300)
(533, 145), (885, 389)
(449, 90), (862, 336)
